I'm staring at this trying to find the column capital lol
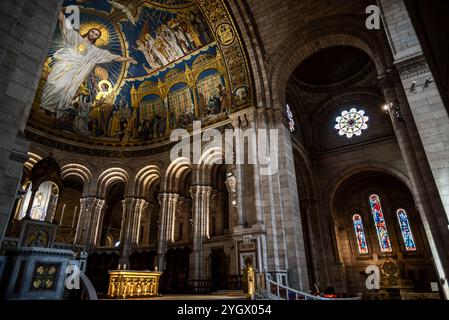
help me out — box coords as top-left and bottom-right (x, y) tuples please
(158, 192), (179, 203)
(79, 196), (97, 205)
(95, 199), (106, 208)
(121, 197), (148, 208)
(80, 197), (105, 210)
(190, 185), (212, 197)
(272, 108), (289, 128)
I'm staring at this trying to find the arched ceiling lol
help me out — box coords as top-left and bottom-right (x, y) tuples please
(293, 46), (371, 86)
(26, 0), (251, 156)
(285, 45), (381, 149)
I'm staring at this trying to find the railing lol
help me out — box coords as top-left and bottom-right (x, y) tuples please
(224, 275), (243, 291)
(189, 279), (211, 294)
(65, 272), (99, 300)
(79, 272), (98, 300)
(264, 275), (362, 300)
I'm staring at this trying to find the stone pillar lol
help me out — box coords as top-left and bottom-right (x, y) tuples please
(142, 202), (153, 245)
(119, 198), (148, 267)
(184, 197), (193, 241)
(215, 191), (225, 235)
(228, 114), (246, 229)
(270, 108), (309, 290)
(0, 0), (63, 244)
(190, 185), (212, 280)
(209, 189), (217, 236)
(74, 197), (106, 248)
(24, 182), (38, 219)
(157, 192), (179, 271)
(379, 0), (449, 298)
(149, 201), (160, 245)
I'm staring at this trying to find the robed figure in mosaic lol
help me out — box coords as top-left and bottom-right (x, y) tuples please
(41, 10), (137, 117)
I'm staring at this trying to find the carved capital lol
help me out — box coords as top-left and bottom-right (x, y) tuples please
(395, 54), (429, 80)
(190, 185), (212, 198)
(273, 109), (289, 128)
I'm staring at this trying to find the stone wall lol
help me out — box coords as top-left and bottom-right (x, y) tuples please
(0, 0), (62, 242)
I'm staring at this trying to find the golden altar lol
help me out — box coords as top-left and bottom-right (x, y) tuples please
(107, 270), (162, 298)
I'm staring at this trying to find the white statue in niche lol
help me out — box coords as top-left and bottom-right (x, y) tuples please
(41, 10), (137, 118)
(30, 181), (59, 221)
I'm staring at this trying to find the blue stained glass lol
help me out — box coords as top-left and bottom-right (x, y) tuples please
(396, 209), (417, 251)
(352, 214), (368, 254)
(369, 194), (392, 253)
(286, 104), (295, 132)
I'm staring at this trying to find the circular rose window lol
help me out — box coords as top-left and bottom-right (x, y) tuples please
(335, 108), (369, 138)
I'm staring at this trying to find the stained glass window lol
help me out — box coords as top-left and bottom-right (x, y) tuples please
(352, 214), (369, 254)
(335, 108), (369, 138)
(286, 104), (295, 132)
(396, 209), (417, 251)
(369, 194), (392, 252)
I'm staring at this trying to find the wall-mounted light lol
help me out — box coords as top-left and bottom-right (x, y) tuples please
(382, 102), (393, 113)
(383, 101), (403, 120)
(425, 77), (433, 87)
(411, 81), (416, 91)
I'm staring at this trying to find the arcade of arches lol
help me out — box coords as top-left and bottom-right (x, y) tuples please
(1, 0), (449, 300)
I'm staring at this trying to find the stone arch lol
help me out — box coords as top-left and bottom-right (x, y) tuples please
(310, 90), (393, 150)
(164, 157), (192, 193)
(311, 89), (384, 126)
(224, 0), (271, 108)
(269, 14), (392, 110)
(133, 164), (161, 198)
(23, 151), (45, 174)
(195, 146), (224, 185)
(328, 164), (411, 221)
(96, 166), (130, 199)
(60, 163), (92, 196)
(329, 168), (437, 295)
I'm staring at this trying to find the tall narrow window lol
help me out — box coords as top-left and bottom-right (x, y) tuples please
(286, 104), (296, 132)
(352, 214), (368, 254)
(396, 209), (417, 251)
(369, 194), (392, 252)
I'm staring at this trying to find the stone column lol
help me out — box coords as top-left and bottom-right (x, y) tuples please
(149, 201), (160, 245)
(184, 197), (193, 241)
(228, 114), (246, 229)
(190, 185), (212, 280)
(268, 108), (309, 290)
(157, 192), (179, 271)
(379, 0), (449, 298)
(142, 202), (153, 245)
(215, 191), (225, 235)
(119, 198), (148, 267)
(74, 197), (106, 248)
(209, 189), (217, 237)
(24, 182), (38, 219)
(0, 0), (63, 244)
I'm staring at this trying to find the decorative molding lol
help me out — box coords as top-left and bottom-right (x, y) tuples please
(395, 54), (429, 80)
